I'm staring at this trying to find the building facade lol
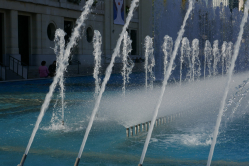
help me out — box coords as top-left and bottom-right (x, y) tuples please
(0, 0), (152, 79)
(213, 0), (229, 7)
(212, 0), (244, 9)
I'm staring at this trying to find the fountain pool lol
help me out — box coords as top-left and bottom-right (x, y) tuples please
(1, 72), (249, 165)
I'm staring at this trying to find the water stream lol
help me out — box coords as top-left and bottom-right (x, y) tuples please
(76, 0), (140, 161)
(21, 0), (95, 163)
(144, 36), (155, 90)
(139, 0), (194, 164)
(122, 31), (134, 95)
(207, 1), (249, 165)
(93, 30), (102, 98)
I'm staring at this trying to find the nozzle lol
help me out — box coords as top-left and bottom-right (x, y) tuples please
(138, 164), (142, 166)
(18, 154), (27, 166)
(74, 158), (80, 166)
(62, 120), (64, 125)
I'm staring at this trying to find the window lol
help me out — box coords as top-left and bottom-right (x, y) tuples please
(86, 27), (93, 43)
(47, 23), (56, 41)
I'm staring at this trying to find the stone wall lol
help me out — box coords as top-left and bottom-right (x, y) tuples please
(0, 0), (152, 78)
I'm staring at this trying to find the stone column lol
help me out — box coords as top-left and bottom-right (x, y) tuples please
(126, 128), (129, 137)
(31, 13), (42, 66)
(130, 126), (133, 136)
(41, 14), (49, 55)
(6, 10), (20, 63)
(104, 0), (112, 62)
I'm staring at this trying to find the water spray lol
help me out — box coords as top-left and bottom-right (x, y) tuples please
(226, 42), (233, 74)
(144, 36), (154, 90)
(204, 40), (212, 78)
(18, 0), (95, 165)
(163, 35), (173, 78)
(74, 0), (140, 165)
(93, 30), (102, 98)
(122, 31), (134, 95)
(221, 41), (227, 76)
(139, 0), (194, 165)
(191, 39), (199, 81)
(55, 31), (66, 126)
(212, 40), (220, 77)
(144, 36), (155, 90)
(207, 1), (249, 165)
(180, 37), (189, 85)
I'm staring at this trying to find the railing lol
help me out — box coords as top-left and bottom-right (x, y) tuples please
(9, 56), (29, 79)
(126, 112), (184, 137)
(0, 62), (6, 81)
(69, 59), (81, 74)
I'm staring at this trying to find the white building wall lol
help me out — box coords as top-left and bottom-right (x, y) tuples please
(0, 0), (152, 69)
(213, 0), (229, 7)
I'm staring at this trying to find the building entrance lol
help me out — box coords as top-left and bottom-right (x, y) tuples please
(130, 30), (137, 55)
(64, 21), (74, 61)
(18, 15), (29, 65)
(64, 21), (73, 46)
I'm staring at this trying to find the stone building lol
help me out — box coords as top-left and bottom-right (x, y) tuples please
(213, 0), (229, 7)
(0, 0), (152, 80)
(212, 0), (244, 9)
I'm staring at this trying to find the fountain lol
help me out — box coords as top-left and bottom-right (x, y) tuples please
(139, 0), (194, 165)
(207, 1), (249, 165)
(122, 31), (134, 95)
(93, 30), (102, 98)
(144, 36), (155, 90)
(0, 0), (248, 166)
(54, 30), (66, 126)
(74, 0), (140, 165)
(204, 40), (212, 79)
(17, 0), (95, 165)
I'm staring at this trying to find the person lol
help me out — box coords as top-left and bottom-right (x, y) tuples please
(49, 61), (56, 77)
(39, 61), (49, 78)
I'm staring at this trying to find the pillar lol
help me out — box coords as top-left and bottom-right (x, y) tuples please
(104, 0), (112, 60)
(31, 14), (42, 66)
(126, 128), (129, 137)
(6, 10), (19, 62)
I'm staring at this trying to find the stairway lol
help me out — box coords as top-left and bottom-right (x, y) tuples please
(5, 67), (24, 81)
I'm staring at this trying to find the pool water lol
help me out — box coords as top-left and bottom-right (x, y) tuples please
(0, 73), (249, 166)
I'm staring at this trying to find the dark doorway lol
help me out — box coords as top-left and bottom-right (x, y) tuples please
(18, 15), (30, 65)
(130, 30), (137, 55)
(64, 21), (73, 46)
(0, 13), (3, 64)
(64, 21), (74, 61)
